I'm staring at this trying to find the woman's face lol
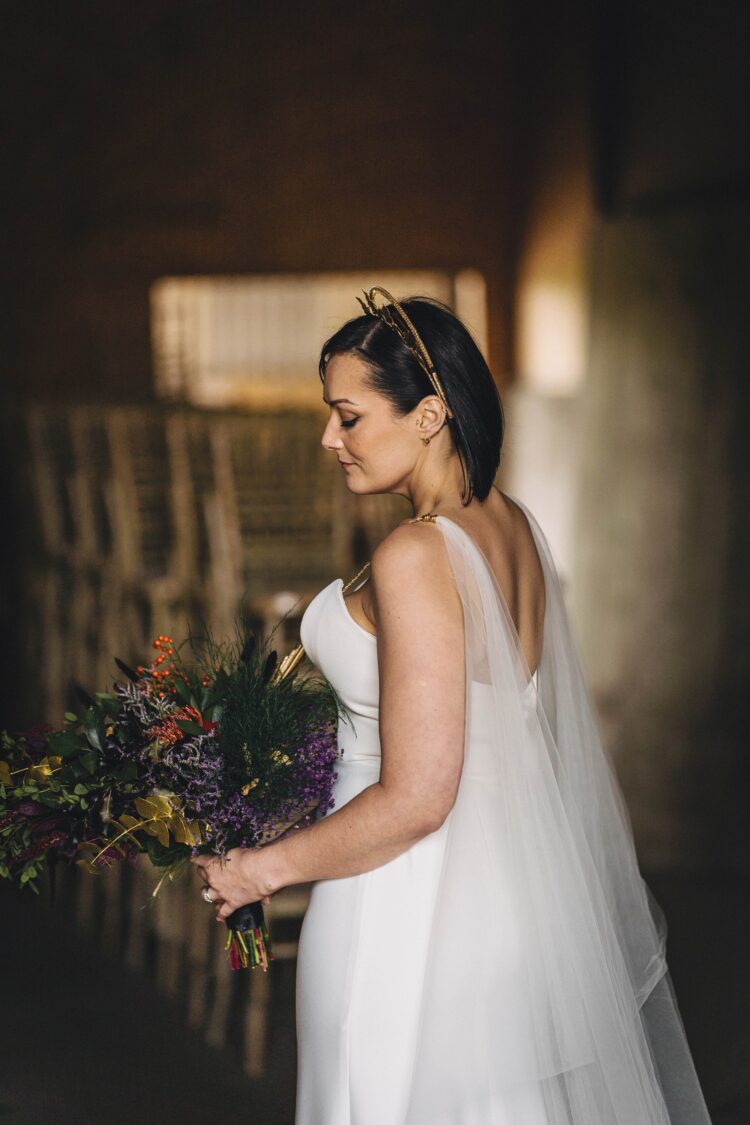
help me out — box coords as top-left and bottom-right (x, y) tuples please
(321, 352), (421, 497)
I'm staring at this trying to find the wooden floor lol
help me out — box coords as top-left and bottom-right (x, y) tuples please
(1, 869), (747, 1124)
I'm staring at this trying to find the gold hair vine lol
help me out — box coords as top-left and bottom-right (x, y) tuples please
(355, 286), (454, 420)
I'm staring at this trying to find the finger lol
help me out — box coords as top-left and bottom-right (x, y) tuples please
(192, 855), (218, 872)
(217, 900), (233, 921)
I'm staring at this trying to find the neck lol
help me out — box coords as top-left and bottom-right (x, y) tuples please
(408, 453), (472, 517)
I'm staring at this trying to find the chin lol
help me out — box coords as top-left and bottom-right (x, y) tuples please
(349, 479), (399, 500)
(343, 474), (373, 495)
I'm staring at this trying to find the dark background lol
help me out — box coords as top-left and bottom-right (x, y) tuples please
(1, 2), (748, 1121)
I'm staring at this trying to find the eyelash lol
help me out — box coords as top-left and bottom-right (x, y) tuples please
(340, 419), (358, 429)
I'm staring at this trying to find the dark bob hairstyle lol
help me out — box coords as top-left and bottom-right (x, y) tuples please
(318, 294), (504, 506)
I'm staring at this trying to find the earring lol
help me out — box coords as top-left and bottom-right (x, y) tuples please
(417, 419), (431, 445)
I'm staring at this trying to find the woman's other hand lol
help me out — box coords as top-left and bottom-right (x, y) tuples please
(191, 848), (273, 921)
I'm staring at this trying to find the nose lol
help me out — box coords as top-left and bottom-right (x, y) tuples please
(321, 415), (344, 451)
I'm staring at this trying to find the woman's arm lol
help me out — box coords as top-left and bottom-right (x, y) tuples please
(196, 524), (466, 917)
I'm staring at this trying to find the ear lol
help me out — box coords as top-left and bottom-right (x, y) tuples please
(416, 394), (448, 440)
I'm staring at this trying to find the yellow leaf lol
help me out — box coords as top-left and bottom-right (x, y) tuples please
(134, 794), (173, 820)
(176, 818), (203, 846)
(0, 761), (12, 786)
(186, 820), (203, 845)
(170, 815), (189, 845)
(25, 766), (48, 784)
(118, 813), (142, 831)
(152, 793), (176, 816)
(24, 755), (62, 784)
(154, 820), (170, 848)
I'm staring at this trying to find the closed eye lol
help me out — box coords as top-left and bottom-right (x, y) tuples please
(340, 419), (358, 429)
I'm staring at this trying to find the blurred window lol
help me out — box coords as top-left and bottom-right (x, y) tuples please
(150, 269), (487, 409)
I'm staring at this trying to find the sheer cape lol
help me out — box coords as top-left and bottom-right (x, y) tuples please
(402, 498), (711, 1123)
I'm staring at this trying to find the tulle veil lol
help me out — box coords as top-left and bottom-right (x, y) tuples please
(402, 496), (712, 1123)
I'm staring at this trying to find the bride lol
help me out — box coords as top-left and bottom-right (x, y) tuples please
(193, 289), (712, 1123)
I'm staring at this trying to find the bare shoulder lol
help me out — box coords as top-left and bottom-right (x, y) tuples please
(372, 519), (447, 580)
(369, 519), (460, 622)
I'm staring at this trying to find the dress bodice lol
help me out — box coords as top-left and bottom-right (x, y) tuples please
(300, 578), (381, 764)
(299, 572), (538, 772)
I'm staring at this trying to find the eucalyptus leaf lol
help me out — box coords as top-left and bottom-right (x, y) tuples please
(175, 719), (203, 736)
(47, 731), (85, 758)
(97, 696), (121, 717)
(83, 713), (102, 752)
(171, 677), (193, 705)
(79, 751), (98, 774)
(37, 792), (61, 808)
(145, 836), (188, 867)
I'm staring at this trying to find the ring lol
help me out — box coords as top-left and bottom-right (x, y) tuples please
(202, 887), (215, 904)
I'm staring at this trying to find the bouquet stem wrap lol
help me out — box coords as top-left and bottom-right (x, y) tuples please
(226, 902), (273, 970)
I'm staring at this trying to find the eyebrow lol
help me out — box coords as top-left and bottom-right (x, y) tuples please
(322, 397), (359, 406)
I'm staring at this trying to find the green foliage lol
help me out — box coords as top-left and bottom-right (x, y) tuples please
(144, 835), (189, 867)
(219, 658), (340, 792)
(1, 602), (346, 896)
(0, 687), (137, 893)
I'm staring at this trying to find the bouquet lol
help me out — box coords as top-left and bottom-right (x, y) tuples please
(0, 618), (346, 970)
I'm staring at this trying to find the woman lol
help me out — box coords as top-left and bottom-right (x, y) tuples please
(193, 290), (712, 1123)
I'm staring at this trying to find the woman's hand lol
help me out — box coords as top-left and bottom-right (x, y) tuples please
(191, 847), (273, 922)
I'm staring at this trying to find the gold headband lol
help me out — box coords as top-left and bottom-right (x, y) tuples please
(355, 286), (454, 420)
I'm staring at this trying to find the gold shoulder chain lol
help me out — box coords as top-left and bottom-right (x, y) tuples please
(271, 513), (440, 683)
(341, 560), (371, 596)
(273, 559), (372, 682)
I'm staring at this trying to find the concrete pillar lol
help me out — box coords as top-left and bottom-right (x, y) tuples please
(573, 204), (750, 870)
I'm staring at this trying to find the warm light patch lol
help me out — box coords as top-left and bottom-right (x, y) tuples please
(150, 270), (488, 410)
(517, 281), (587, 395)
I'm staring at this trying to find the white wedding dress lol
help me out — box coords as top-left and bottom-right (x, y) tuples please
(295, 496), (711, 1125)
